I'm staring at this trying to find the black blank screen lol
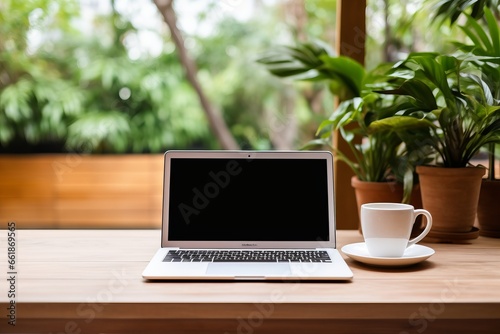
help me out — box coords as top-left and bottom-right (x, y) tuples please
(167, 158), (330, 241)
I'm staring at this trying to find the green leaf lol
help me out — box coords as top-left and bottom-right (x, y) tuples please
(379, 79), (438, 110)
(328, 97), (363, 129)
(300, 138), (332, 150)
(482, 115), (500, 136)
(485, 7), (500, 54)
(460, 12), (493, 52)
(320, 55), (365, 97)
(369, 116), (436, 133)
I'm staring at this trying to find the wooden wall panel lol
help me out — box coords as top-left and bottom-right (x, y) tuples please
(0, 156), (57, 228)
(0, 155), (164, 229)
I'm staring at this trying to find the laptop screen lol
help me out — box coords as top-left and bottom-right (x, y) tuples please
(164, 152), (333, 242)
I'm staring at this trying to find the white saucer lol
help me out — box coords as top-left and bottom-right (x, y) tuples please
(341, 242), (435, 267)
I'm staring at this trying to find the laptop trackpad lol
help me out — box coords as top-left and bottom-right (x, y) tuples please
(206, 263), (291, 277)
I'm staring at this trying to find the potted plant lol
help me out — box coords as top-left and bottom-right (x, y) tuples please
(308, 93), (422, 214)
(258, 42), (423, 231)
(453, 7), (500, 238)
(370, 51), (500, 242)
(477, 143), (500, 237)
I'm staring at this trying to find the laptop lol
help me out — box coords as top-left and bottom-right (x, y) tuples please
(142, 150), (353, 281)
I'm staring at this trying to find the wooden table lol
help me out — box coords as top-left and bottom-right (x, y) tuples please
(1, 229), (499, 333)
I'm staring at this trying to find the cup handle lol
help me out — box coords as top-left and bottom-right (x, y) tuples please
(407, 209), (433, 247)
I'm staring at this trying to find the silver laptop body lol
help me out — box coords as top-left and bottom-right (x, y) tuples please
(142, 150), (353, 281)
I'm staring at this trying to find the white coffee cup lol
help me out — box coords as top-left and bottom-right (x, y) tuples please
(361, 203), (432, 257)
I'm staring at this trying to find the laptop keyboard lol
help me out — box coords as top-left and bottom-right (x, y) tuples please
(163, 250), (332, 263)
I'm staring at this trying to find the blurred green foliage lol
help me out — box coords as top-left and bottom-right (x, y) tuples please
(0, 0), (483, 153)
(0, 0), (310, 153)
(1, 0), (212, 152)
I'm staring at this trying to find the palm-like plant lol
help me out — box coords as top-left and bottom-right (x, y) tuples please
(453, 7), (500, 179)
(371, 52), (500, 168)
(309, 93), (403, 183)
(258, 41), (418, 202)
(431, 0), (499, 25)
(257, 41), (366, 101)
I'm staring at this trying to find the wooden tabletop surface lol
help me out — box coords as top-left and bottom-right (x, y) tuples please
(1, 229), (499, 333)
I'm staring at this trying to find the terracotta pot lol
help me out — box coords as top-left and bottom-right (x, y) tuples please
(351, 176), (423, 235)
(416, 166), (485, 241)
(477, 180), (500, 238)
